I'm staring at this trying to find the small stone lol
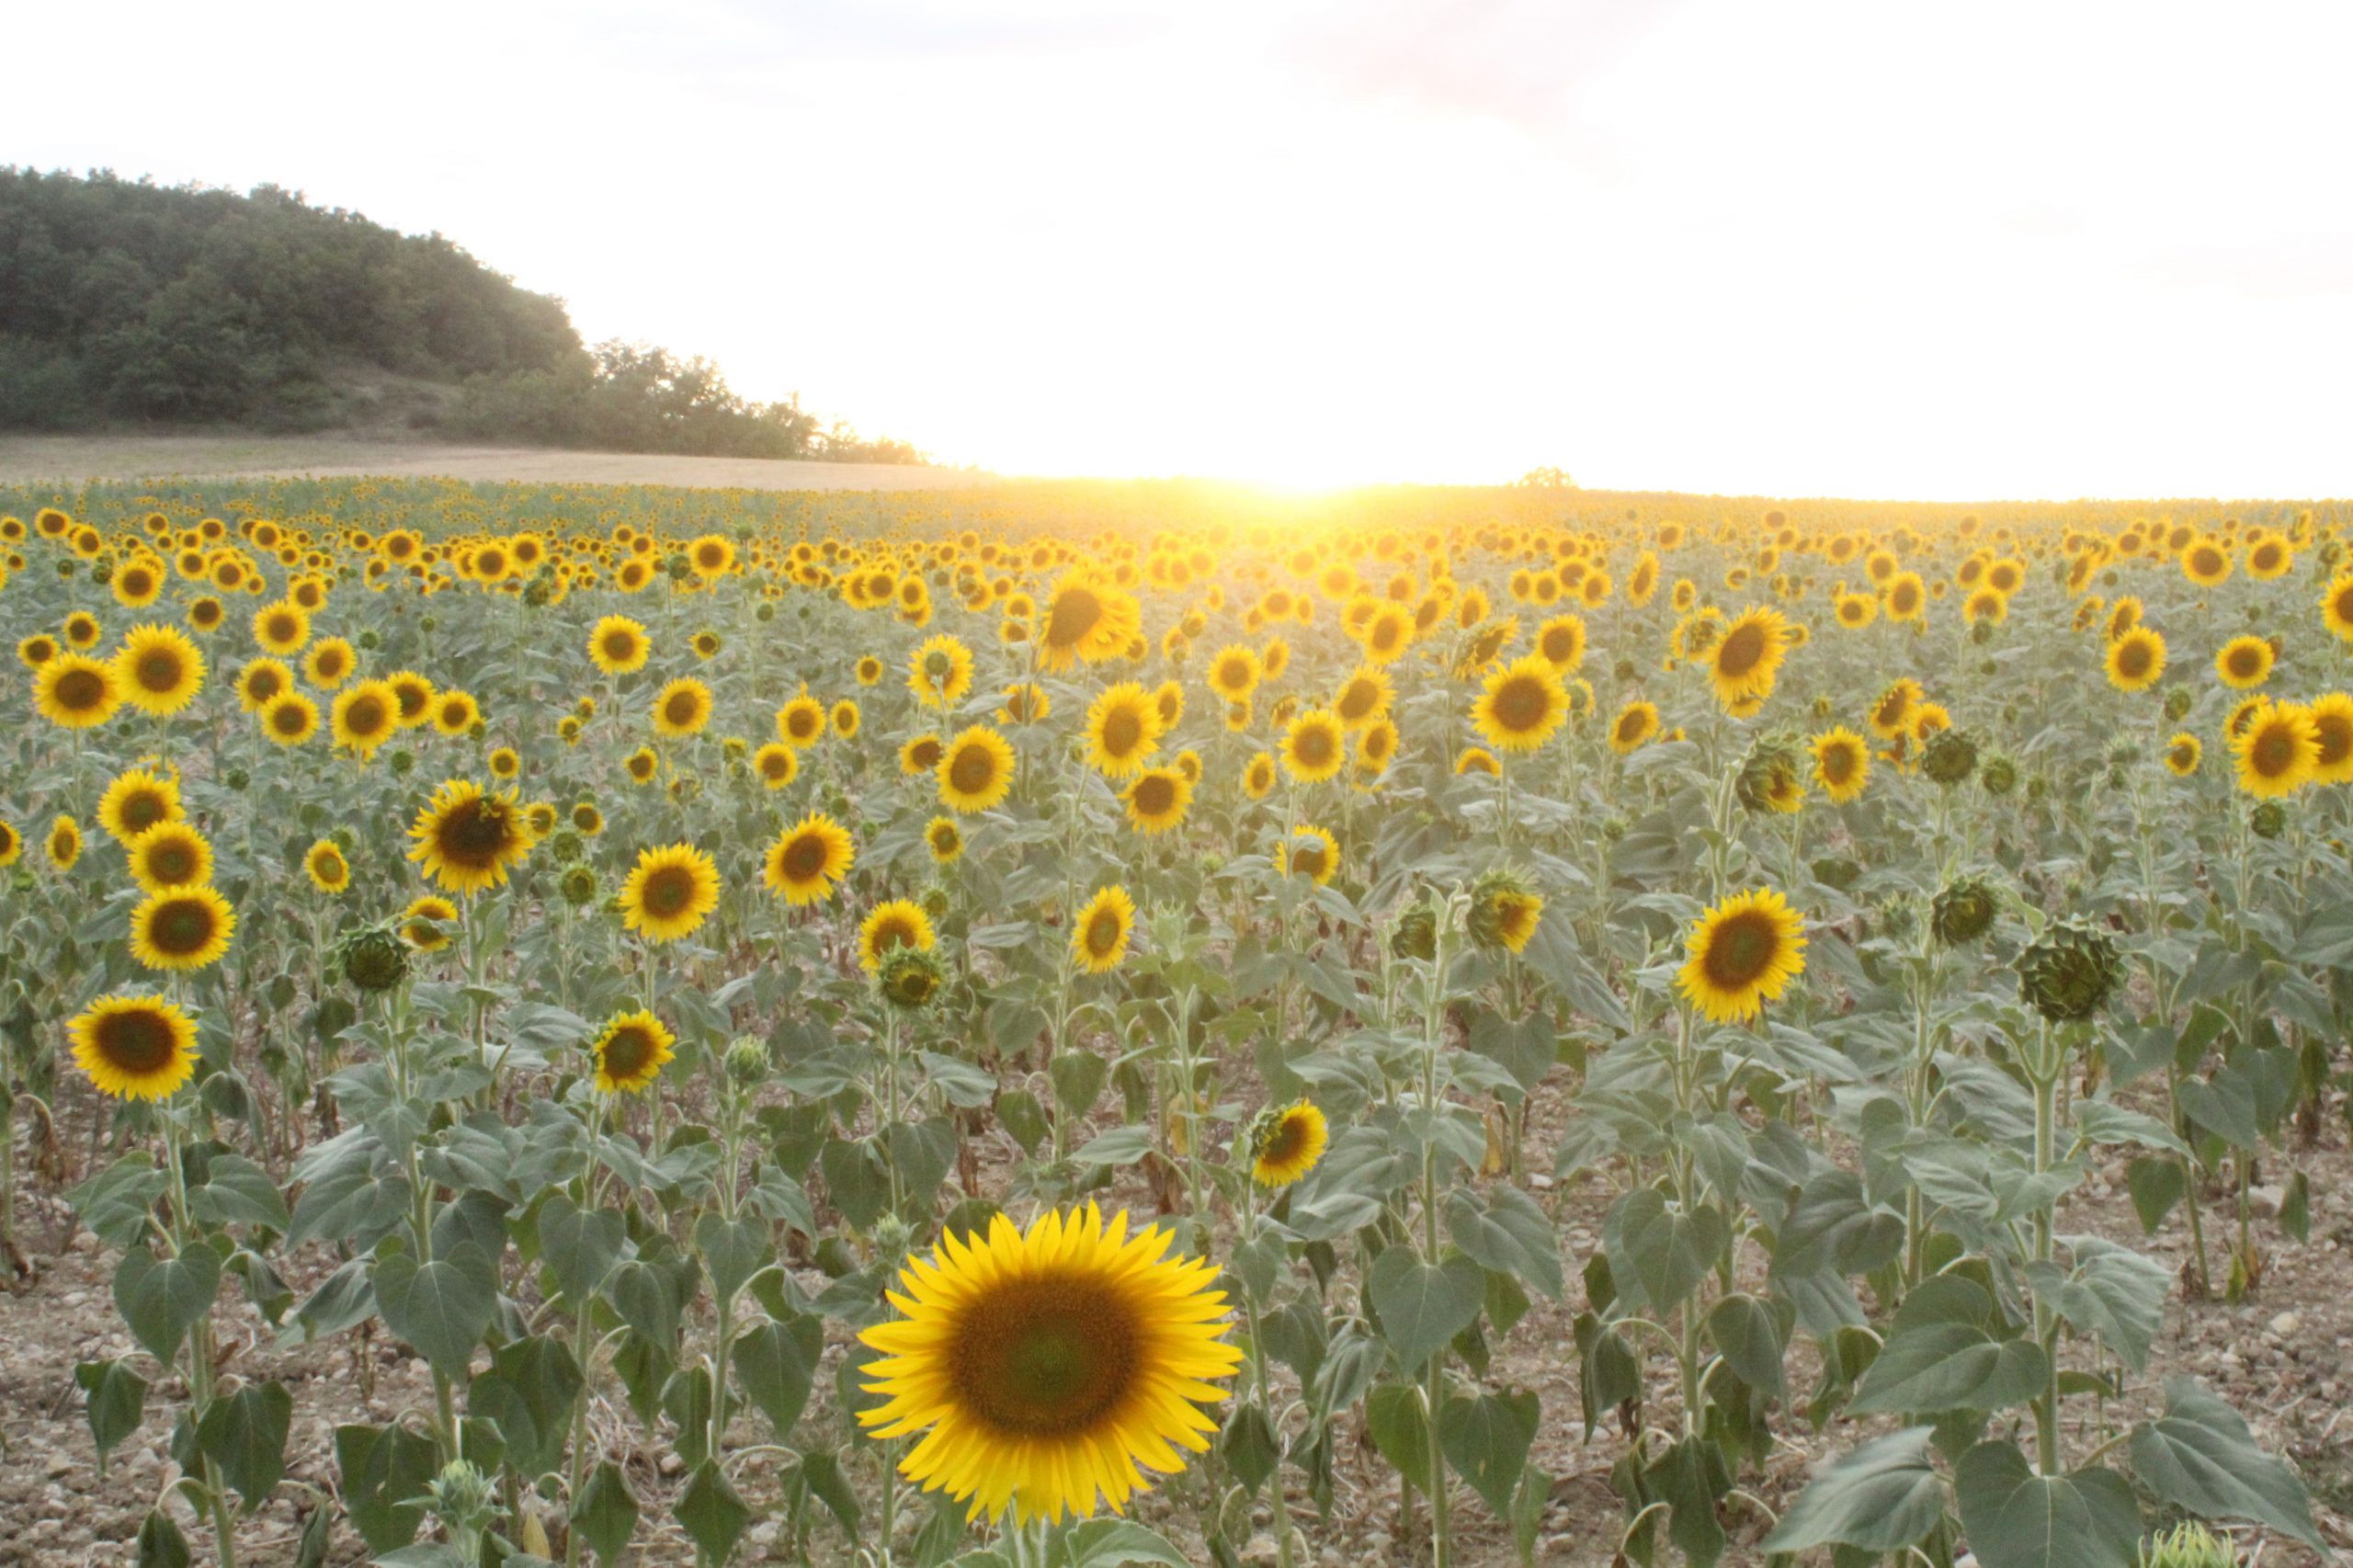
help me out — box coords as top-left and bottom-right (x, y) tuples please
(659, 1451), (686, 1478)
(2248, 1184), (2285, 1218)
(1240, 1533), (1281, 1565)
(2269, 1311), (2302, 1337)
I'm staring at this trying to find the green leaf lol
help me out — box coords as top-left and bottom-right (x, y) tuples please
(188, 1153), (291, 1231)
(1221, 1403), (1280, 1493)
(535, 1194), (622, 1303)
(675, 1460), (751, 1565)
(1048, 1518), (1195, 1568)
(1704, 1292), (1788, 1399)
(137, 1510), (192, 1568)
(372, 1240), (496, 1380)
(113, 1243), (222, 1363)
(2124, 1156), (2187, 1233)
(2024, 1237), (2169, 1374)
(733, 1314), (824, 1439)
(1849, 1277), (2047, 1415)
(796, 1449), (864, 1540)
(1049, 1050), (1108, 1116)
(72, 1153), (167, 1249)
(1366, 1382), (1435, 1492)
(1438, 1389), (1539, 1516)
(1953, 1441), (2139, 1568)
(571, 1460), (639, 1564)
(2127, 1377), (2322, 1548)
(467, 1335), (583, 1481)
(1071, 1125), (1150, 1166)
(1368, 1247), (1484, 1373)
(335, 1422), (438, 1552)
(1608, 1187), (1722, 1313)
(1763, 1427), (1945, 1555)
(694, 1212), (766, 1307)
(1444, 1184), (1564, 1301)
(75, 1358), (149, 1471)
(194, 1380), (292, 1511)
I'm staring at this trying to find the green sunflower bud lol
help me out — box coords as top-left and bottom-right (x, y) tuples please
(1920, 727), (1981, 787)
(2017, 917), (2123, 1022)
(2249, 801), (2287, 840)
(335, 924), (411, 994)
(2163, 687), (2194, 722)
(877, 946), (949, 1011)
(2139, 1521), (2234, 1568)
(1390, 903), (1438, 961)
(1930, 878), (1999, 946)
(547, 828), (585, 865)
(1980, 753), (2018, 796)
(723, 1036), (770, 1086)
(560, 865), (600, 907)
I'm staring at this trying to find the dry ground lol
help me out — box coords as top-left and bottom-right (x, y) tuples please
(0, 435), (994, 492)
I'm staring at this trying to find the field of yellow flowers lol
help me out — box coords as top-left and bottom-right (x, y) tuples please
(1, 475), (2347, 1568)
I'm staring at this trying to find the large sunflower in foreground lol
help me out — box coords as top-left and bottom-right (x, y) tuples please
(766, 812), (856, 905)
(114, 623), (206, 716)
(590, 1009), (675, 1095)
(857, 1204), (1243, 1525)
(408, 779), (537, 896)
(1677, 887), (1807, 1025)
(70, 994), (199, 1102)
(1084, 683), (1164, 778)
(938, 726), (1016, 814)
(1071, 885), (1136, 974)
(34, 653), (122, 729)
(1472, 654), (1569, 753)
(620, 843), (722, 943)
(130, 885), (236, 972)
(2233, 702), (2317, 799)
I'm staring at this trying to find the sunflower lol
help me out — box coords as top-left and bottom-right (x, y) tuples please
(1071, 885), (1136, 973)
(1677, 887), (1806, 1024)
(925, 815), (965, 864)
(130, 884), (236, 972)
(1707, 606), (1790, 710)
(1124, 767), (1192, 835)
(408, 779), (537, 896)
(831, 699), (861, 738)
(1331, 665), (1392, 729)
(433, 688), (482, 736)
(997, 683), (1051, 726)
(232, 657), (291, 712)
(331, 680), (400, 759)
(754, 741), (801, 789)
(0, 820), (17, 868)
(2306, 693), (2353, 785)
(261, 691), (321, 744)
(304, 839), (352, 893)
(620, 843), (722, 943)
(1472, 654), (1570, 753)
(625, 745), (659, 784)
(400, 894), (460, 951)
(1206, 645), (1262, 703)
(857, 654), (884, 685)
(2321, 575), (2353, 643)
(33, 653), (121, 728)
(1810, 727), (1870, 803)
(1867, 676), (1923, 738)
(2165, 732), (2202, 777)
(1883, 573), (1926, 622)
(17, 633), (58, 668)
(1275, 825), (1340, 886)
(765, 812), (856, 905)
(590, 1010), (676, 1095)
(69, 994), (199, 1102)
(652, 677), (713, 738)
(910, 634), (975, 709)
(856, 1203), (1243, 1525)
(777, 695), (827, 749)
(2104, 628), (2166, 693)
(1242, 751), (1278, 800)
(98, 767), (182, 844)
(304, 637), (357, 688)
(1455, 745), (1501, 777)
(859, 899), (938, 972)
(252, 600), (310, 653)
(1036, 568), (1142, 673)
(1608, 699), (1660, 755)
(1280, 708), (1347, 783)
(489, 746), (521, 779)
(2213, 634), (2274, 690)
(126, 822), (213, 893)
(46, 814), (83, 870)
(588, 615), (650, 675)
(2233, 702), (2318, 799)
(938, 726), (1017, 814)
(2182, 538), (2232, 587)
(1084, 683), (1164, 778)
(1250, 1101), (1329, 1188)
(114, 623), (205, 716)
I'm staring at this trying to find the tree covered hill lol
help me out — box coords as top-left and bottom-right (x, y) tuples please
(0, 168), (919, 462)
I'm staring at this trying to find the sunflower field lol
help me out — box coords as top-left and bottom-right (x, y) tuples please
(1, 476), (2347, 1568)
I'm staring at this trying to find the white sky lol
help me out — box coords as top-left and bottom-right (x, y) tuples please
(17, 0), (2353, 497)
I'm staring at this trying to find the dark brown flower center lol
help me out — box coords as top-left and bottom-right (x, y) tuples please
(948, 1271), (1138, 1437)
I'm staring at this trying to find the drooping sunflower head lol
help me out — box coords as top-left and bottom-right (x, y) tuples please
(620, 843), (722, 944)
(1929, 878), (2000, 947)
(400, 894), (461, 952)
(2017, 918), (2124, 1023)
(1070, 884), (1136, 974)
(70, 994), (199, 1102)
(1677, 886), (1806, 1025)
(1123, 767), (1192, 835)
(1248, 1099), (1329, 1188)
(590, 1009), (676, 1095)
(408, 779), (537, 896)
(1276, 826), (1340, 887)
(766, 812), (857, 905)
(858, 898), (938, 972)
(938, 726), (1016, 814)
(1868, 676), (1923, 737)
(1468, 867), (1544, 954)
(114, 623), (206, 715)
(127, 821), (213, 894)
(98, 767), (183, 845)
(130, 884), (236, 972)
(856, 1203), (1243, 1524)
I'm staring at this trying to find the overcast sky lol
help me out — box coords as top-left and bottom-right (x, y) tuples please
(17, 0), (2353, 496)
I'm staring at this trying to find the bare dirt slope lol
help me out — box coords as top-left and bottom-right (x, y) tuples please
(0, 435), (992, 492)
